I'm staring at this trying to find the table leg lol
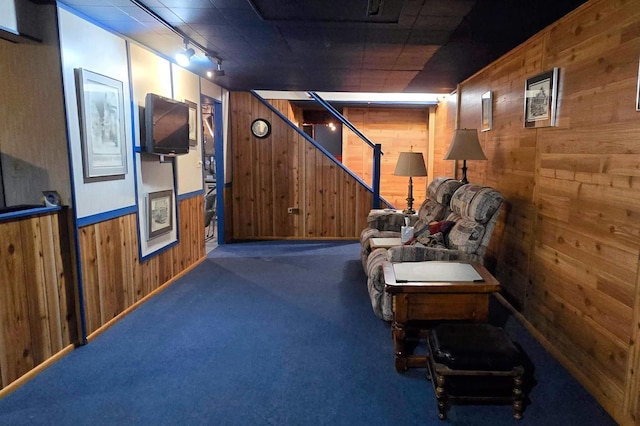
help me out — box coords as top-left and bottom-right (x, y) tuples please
(392, 321), (409, 372)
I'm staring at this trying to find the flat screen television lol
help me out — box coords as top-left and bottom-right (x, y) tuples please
(144, 93), (189, 156)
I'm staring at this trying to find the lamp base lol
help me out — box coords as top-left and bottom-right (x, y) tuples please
(459, 160), (469, 185)
(404, 176), (415, 215)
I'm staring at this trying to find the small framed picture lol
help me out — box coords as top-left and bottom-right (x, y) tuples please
(524, 68), (559, 128)
(147, 190), (173, 239)
(481, 91), (492, 132)
(186, 99), (197, 147)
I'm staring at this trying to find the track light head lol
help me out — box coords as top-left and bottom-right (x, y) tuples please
(206, 54), (225, 77)
(175, 47), (195, 67)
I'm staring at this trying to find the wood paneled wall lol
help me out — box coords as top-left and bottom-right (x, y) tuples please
(79, 196), (204, 336)
(0, 4), (72, 207)
(431, 96), (457, 180)
(435, 1), (640, 423)
(342, 107), (429, 209)
(229, 92), (378, 240)
(0, 210), (77, 389)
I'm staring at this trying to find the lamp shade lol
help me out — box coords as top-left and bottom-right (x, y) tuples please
(394, 152), (427, 177)
(444, 129), (487, 161)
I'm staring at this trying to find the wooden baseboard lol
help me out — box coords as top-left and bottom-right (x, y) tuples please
(494, 293), (624, 424)
(0, 344), (75, 399)
(0, 256), (207, 398)
(87, 255), (206, 342)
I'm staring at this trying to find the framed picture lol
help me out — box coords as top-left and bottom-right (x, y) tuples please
(186, 100), (197, 147)
(524, 68), (559, 128)
(75, 68), (127, 179)
(147, 190), (173, 239)
(481, 91), (492, 132)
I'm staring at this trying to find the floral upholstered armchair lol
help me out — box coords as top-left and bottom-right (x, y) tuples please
(359, 177), (462, 273)
(366, 184), (505, 321)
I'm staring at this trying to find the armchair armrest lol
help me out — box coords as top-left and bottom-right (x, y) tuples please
(365, 209), (417, 232)
(386, 245), (483, 264)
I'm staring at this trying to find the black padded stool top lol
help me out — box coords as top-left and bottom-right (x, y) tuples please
(429, 323), (521, 371)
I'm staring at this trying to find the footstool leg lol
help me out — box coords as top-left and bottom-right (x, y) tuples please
(435, 375), (448, 420)
(513, 375), (524, 420)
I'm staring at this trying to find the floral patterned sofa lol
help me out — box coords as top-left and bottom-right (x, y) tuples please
(359, 177), (462, 274)
(365, 184), (505, 320)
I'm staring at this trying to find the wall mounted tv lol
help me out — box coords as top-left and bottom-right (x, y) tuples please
(144, 93), (189, 156)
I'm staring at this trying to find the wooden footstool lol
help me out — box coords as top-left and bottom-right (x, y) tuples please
(426, 323), (526, 420)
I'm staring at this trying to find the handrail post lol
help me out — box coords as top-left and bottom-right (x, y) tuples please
(372, 143), (382, 209)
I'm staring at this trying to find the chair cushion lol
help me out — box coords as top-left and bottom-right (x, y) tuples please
(446, 220), (486, 253)
(429, 323), (521, 371)
(467, 188), (504, 224)
(450, 185), (503, 224)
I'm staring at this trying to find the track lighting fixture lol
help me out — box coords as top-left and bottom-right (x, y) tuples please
(175, 40), (195, 67)
(206, 54), (225, 78)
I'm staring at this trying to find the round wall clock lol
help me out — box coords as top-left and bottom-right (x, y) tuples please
(251, 118), (271, 139)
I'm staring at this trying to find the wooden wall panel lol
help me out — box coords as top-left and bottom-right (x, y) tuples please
(343, 108), (429, 209)
(229, 92), (376, 240)
(79, 196), (204, 337)
(0, 210), (77, 390)
(440, 1), (640, 423)
(0, 4), (72, 207)
(431, 97), (456, 180)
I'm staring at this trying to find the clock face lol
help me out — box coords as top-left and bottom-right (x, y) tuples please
(251, 118), (271, 138)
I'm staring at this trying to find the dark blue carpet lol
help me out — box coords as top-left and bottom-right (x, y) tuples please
(0, 241), (617, 425)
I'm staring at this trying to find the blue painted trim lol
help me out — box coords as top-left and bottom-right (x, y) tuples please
(177, 189), (203, 201)
(372, 144), (382, 209)
(0, 25), (19, 36)
(139, 239), (179, 262)
(213, 101), (225, 244)
(76, 205), (138, 228)
(0, 206), (60, 221)
(308, 92), (381, 152)
(250, 91), (371, 190)
(250, 91), (394, 208)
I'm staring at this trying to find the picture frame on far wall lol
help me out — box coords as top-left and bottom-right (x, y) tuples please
(147, 190), (173, 240)
(186, 99), (197, 147)
(75, 68), (127, 179)
(524, 67), (559, 128)
(481, 91), (493, 132)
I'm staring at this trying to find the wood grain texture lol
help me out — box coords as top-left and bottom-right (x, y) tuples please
(444, 1), (640, 423)
(229, 92), (376, 240)
(0, 4), (72, 207)
(79, 196), (204, 337)
(343, 107), (429, 209)
(0, 210), (77, 389)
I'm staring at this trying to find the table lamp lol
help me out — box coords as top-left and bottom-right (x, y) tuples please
(443, 129), (487, 184)
(394, 151), (427, 214)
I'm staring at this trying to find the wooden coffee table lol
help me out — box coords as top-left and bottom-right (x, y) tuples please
(383, 261), (500, 372)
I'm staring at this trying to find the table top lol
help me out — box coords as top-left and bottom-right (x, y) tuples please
(370, 237), (403, 249)
(383, 261), (500, 294)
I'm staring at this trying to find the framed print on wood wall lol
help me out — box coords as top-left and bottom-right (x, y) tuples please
(147, 190), (173, 239)
(75, 68), (127, 179)
(524, 67), (559, 128)
(481, 91), (493, 132)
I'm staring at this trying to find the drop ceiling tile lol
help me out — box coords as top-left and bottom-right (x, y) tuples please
(169, 7), (227, 25)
